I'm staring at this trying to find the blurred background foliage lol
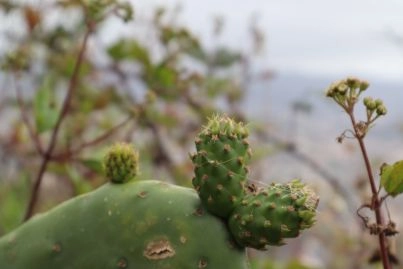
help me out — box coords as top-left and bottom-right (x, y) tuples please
(0, 0), (265, 241)
(0, 1), (401, 268)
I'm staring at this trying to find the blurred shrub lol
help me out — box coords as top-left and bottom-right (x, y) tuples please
(0, 0), (263, 233)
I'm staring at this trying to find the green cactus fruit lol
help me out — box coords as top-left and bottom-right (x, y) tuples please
(103, 142), (139, 183)
(191, 114), (251, 219)
(228, 180), (318, 250)
(0, 180), (248, 269)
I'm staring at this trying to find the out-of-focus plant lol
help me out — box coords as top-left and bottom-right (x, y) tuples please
(0, 0), (267, 233)
(326, 77), (401, 269)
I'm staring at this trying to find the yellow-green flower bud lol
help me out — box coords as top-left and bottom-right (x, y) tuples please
(346, 77), (361, 89)
(326, 87), (336, 97)
(376, 105), (387, 116)
(374, 98), (383, 108)
(336, 82), (348, 95)
(363, 97), (376, 110)
(359, 80), (369, 92)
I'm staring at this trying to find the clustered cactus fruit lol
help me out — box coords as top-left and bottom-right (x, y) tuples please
(0, 115), (318, 268)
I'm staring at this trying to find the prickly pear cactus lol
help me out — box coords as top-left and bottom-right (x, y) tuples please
(0, 116), (319, 269)
(228, 180), (318, 250)
(0, 143), (249, 269)
(191, 115), (251, 218)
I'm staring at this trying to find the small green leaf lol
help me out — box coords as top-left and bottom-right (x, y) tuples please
(80, 158), (104, 174)
(115, 2), (134, 22)
(107, 39), (150, 65)
(66, 165), (94, 195)
(146, 65), (178, 100)
(34, 77), (59, 133)
(185, 45), (207, 62)
(380, 161), (403, 197)
(210, 47), (242, 68)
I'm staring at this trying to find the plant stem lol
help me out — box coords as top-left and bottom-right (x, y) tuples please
(14, 73), (44, 156)
(23, 24), (92, 221)
(51, 116), (132, 161)
(349, 113), (391, 269)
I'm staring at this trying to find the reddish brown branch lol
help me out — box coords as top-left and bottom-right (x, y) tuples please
(23, 24), (92, 221)
(51, 116), (132, 161)
(349, 113), (391, 269)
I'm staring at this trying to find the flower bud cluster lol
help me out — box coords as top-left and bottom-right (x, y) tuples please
(325, 77), (369, 111)
(363, 97), (387, 116)
(326, 76), (387, 132)
(326, 77), (368, 97)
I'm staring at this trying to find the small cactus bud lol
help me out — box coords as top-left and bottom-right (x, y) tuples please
(103, 142), (139, 183)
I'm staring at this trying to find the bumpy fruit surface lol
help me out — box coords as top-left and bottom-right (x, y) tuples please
(191, 115), (251, 218)
(228, 180), (318, 250)
(103, 142), (139, 183)
(0, 180), (248, 269)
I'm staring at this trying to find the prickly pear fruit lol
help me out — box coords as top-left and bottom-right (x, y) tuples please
(103, 142), (139, 183)
(228, 180), (318, 250)
(191, 115), (251, 218)
(0, 180), (248, 269)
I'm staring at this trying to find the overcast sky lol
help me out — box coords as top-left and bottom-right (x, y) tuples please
(134, 0), (403, 82)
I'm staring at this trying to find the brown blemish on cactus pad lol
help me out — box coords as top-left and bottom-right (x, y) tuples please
(143, 239), (175, 260)
(52, 242), (62, 253)
(193, 207), (204, 216)
(137, 191), (147, 198)
(117, 257), (128, 268)
(198, 257), (208, 268)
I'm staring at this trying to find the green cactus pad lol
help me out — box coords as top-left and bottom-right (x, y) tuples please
(0, 180), (248, 269)
(228, 180), (318, 250)
(191, 115), (251, 218)
(103, 142), (139, 183)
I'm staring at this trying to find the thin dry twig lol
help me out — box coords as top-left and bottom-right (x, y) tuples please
(256, 129), (354, 210)
(51, 116), (132, 161)
(23, 22), (93, 221)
